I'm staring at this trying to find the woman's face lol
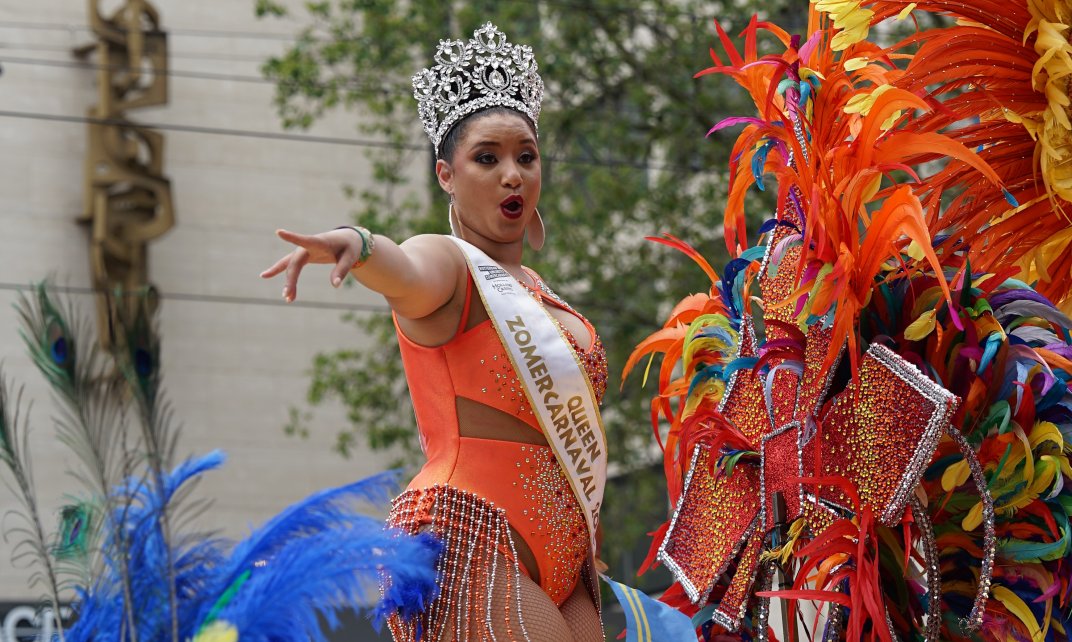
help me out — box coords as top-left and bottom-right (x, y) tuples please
(437, 111), (541, 247)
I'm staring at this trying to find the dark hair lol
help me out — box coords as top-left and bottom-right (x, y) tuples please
(437, 106), (538, 162)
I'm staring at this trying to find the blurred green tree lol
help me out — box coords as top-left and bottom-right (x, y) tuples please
(256, 0), (797, 586)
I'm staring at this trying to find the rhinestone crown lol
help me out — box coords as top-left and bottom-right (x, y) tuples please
(412, 22), (544, 156)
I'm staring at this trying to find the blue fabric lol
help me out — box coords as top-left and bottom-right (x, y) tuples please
(603, 576), (697, 642)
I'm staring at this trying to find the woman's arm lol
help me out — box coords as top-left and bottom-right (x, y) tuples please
(260, 228), (462, 321)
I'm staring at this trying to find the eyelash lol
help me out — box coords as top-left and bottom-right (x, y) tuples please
(476, 152), (537, 164)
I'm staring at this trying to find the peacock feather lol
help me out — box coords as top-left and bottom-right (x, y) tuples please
(0, 371), (68, 642)
(2, 282), (440, 642)
(15, 283), (143, 637)
(54, 501), (96, 561)
(112, 286), (184, 641)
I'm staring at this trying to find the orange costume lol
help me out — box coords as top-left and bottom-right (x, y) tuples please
(386, 269), (607, 641)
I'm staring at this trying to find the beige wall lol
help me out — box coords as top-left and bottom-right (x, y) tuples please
(0, 0), (420, 599)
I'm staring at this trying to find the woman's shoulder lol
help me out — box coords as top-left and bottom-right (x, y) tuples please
(400, 232), (456, 250)
(399, 233), (466, 266)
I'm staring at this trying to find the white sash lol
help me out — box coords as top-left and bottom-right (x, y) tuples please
(449, 236), (606, 553)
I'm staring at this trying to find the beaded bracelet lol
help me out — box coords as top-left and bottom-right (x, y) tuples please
(334, 225), (375, 269)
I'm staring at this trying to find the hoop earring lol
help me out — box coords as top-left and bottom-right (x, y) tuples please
(526, 208), (545, 251)
(448, 196), (462, 238)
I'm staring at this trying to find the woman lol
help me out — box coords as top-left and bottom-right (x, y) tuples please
(261, 23), (607, 642)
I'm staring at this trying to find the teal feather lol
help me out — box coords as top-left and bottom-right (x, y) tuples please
(998, 507), (1070, 563)
(114, 287), (161, 408)
(723, 356), (760, 379)
(979, 333), (1003, 373)
(692, 604), (718, 628)
(54, 502), (95, 561)
(14, 283), (142, 638)
(16, 283), (79, 397)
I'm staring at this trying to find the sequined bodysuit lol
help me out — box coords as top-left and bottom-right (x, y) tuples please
(387, 268), (607, 639)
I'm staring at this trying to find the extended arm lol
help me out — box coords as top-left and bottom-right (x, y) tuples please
(260, 228), (462, 320)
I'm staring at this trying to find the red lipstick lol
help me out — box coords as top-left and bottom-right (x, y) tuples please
(500, 195), (524, 220)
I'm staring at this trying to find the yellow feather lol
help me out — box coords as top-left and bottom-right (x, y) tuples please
(904, 309), (938, 341)
(962, 501), (984, 532)
(845, 57), (870, 71)
(641, 353), (657, 388)
(993, 586), (1046, 641)
(942, 458), (972, 492)
(1015, 425), (1036, 483)
(845, 84), (894, 115)
(1030, 420), (1065, 450)
(193, 622), (239, 642)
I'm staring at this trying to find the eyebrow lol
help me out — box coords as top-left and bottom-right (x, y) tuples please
(468, 137), (537, 150)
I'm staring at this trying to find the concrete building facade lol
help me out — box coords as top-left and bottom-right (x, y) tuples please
(0, 2), (410, 632)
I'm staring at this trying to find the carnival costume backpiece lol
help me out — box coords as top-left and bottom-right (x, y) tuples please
(386, 23), (608, 642)
(626, 3), (1072, 641)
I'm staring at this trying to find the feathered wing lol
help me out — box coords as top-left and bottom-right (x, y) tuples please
(63, 451), (228, 642)
(629, 5), (1072, 641)
(187, 474), (441, 642)
(856, 5), (1072, 635)
(61, 457), (441, 642)
(863, 0), (1072, 313)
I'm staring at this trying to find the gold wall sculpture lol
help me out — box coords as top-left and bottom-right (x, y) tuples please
(75, 0), (173, 346)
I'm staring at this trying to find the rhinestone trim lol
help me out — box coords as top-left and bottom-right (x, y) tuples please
(947, 426), (996, 632)
(911, 495), (942, 642)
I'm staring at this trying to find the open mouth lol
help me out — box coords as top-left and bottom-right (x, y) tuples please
(500, 195), (524, 219)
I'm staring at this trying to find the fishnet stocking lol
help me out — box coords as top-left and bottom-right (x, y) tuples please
(413, 550), (571, 641)
(560, 583), (603, 642)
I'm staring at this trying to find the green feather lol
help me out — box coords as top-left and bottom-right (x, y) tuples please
(960, 259), (974, 307)
(998, 508), (1070, 563)
(54, 502), (96, 560)
(115, 287), (161, 407)
(197, 569), (252, 632)
(0, 379), (13, 463)
(16, 283), (78, 394)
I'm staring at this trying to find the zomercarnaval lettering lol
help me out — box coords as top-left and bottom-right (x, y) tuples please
(451, 236), (607, 553)
(505, 315), (602, 500)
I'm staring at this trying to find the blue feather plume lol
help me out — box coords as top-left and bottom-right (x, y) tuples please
(2, 286), (441, 642)
(62, 459), (440, 642)
(198, 522), (440, 642)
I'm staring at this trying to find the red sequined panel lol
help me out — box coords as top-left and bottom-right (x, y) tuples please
(561, 327), (608, 404)
(526, 269), (608, 405)
(804, 345), (956, 526)
(659, 444), (761, 604)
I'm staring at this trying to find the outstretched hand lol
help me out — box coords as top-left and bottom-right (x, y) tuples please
(260, 228), (361, 302)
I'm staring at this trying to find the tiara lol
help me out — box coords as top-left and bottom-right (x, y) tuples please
(412, 22), (544, 155)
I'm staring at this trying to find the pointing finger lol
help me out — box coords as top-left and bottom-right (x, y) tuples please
(283, 249), (310, 302)
(277, 228), (319, 249)
(260, 254), (291, 279)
